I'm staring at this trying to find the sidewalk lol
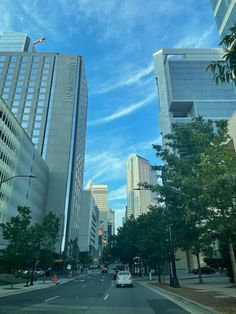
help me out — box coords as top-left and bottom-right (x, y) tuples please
(142, 273), (236, 314)
(0, 275), (78, 298)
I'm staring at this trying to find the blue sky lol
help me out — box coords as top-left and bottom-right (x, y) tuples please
(0, 0), (220, 230)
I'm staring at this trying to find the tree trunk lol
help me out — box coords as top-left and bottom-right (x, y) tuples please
(158, 263), (161, 283)
(196, 251), (203, 284)
(10, 267), (14, 289)
(229, 240), (236, 284)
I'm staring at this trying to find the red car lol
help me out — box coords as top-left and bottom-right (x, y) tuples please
(192, 266), (216, 274)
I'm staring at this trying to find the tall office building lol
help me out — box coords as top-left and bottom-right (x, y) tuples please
(78, 190), (99, 258)
(0, 32), (88, 252)
(0, 31), (34, 52)
(127, 153), (156, 219)
(85, 182), (108, 248)
(210, 0), (236, 38)
(153, 48), (236, 139)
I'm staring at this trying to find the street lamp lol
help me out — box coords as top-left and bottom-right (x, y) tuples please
(0, 175), (37, 188)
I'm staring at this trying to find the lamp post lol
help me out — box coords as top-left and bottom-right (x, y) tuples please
(0, 175), (37, 188)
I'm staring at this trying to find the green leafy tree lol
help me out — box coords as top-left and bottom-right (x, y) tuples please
(0, 206), (32, 287)
(206, 23), (236, 84)
(142, 117), (235, 284)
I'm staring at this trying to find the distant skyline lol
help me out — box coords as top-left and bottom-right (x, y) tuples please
(0, 0), (220, 230)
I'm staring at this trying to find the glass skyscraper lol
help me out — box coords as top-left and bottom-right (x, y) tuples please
(0, 31), (34, 52)
(153, 48), (236, 139)
(0, 32), (88, 252)
(210, 0), (236, 38)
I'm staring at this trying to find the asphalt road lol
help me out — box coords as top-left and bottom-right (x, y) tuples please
(0, 272), (189, 313)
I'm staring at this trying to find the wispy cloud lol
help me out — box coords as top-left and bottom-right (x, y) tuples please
(109, 185), (127, 201)
(89, 93), (156, 126)
(175, 25), (216, 48)
(85, 151), (126, 183)
(95, 63), (153, 94)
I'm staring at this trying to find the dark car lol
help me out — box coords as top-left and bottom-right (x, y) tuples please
(192, 266), (216, 274)
(101, 267), (108, 273)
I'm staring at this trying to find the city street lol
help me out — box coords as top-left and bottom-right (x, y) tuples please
(0, 272), (189, 313)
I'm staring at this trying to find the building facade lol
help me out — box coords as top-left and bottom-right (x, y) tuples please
(0, 97), (49, 248)
(0, 31), (35, 52)
(85, 182), (109, 249)
(127, 153), (156, 219)
(210, 0), (236, 38)
(78, 190), (99, 258)
(0, 33), (88, 252)
(153, 48), (236, 140)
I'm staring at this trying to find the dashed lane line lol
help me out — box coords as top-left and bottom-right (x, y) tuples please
(44, 296), (59, 302)
(104, 294), (109, 301)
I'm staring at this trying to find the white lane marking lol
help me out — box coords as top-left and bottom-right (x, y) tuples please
(82, 284), (87, 288)
(80, 279), (85, 282)
(104, 294), (109, 301)
(44, 296), (59, 302)
(101, 279), (104, 281)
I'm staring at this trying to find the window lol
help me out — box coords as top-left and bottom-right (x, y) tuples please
(40, 87), (46, 93)
(27, 87), (34, 93)
(18, 75), (24, 80)
(28, 81), (35, 87)
(34, 122), (41, 128)
(14, 94), (21, 100)
(3, 87), (10, 93)
(37, 101), (44, 107)
(24, 108), (31, 114)
(10, 56), (17, 62)
(40, 81), (47, 87)
(35, 115), (42, 121)
(22, 56), (29, 62)
(26, 94), (33, 100)
(29, 75), (36, 80)
(32, 137), (39, 144)
(17, 81), (23, 87)
(12, 108), (18, 113)
(22, 115), (29, 121)
(15, 87), (22, 93)
(0, 56), (6, 61)
(33, 130), (40, 136)
(41, 75), (48, 80)
(21, 122), (28, 128)
(25, 101), (32, 107)
(38, 94), (45, 100)
(13, 101), (20, 107)
(36, 108), (43, 114)
(5, 81), (11, 86)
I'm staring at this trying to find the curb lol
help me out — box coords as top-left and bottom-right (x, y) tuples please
(139, 281), (220, 314)
(0, 276), (78, 298)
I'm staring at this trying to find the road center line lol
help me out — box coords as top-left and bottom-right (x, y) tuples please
(44, 296), (59, 302)
(104, 294), (109, 301)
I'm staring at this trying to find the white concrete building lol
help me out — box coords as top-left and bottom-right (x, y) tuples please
(127, 153), (156, 219)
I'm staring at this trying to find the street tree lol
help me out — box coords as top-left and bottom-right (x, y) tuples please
(142, 117), (230, 284)
(0, 206), (32, 287)
(206, 23), (236, 84)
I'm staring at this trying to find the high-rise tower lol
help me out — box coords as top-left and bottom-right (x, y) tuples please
(0, 32), (88, 252)
(210, 0), (236, 38)
(153, 48), (236, 140)
(127, 153), (156, 219)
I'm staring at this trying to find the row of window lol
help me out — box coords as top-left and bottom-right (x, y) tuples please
(0, 110), (18, 137)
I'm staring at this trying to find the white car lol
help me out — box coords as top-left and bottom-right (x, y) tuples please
(116, 271), (133, 287)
